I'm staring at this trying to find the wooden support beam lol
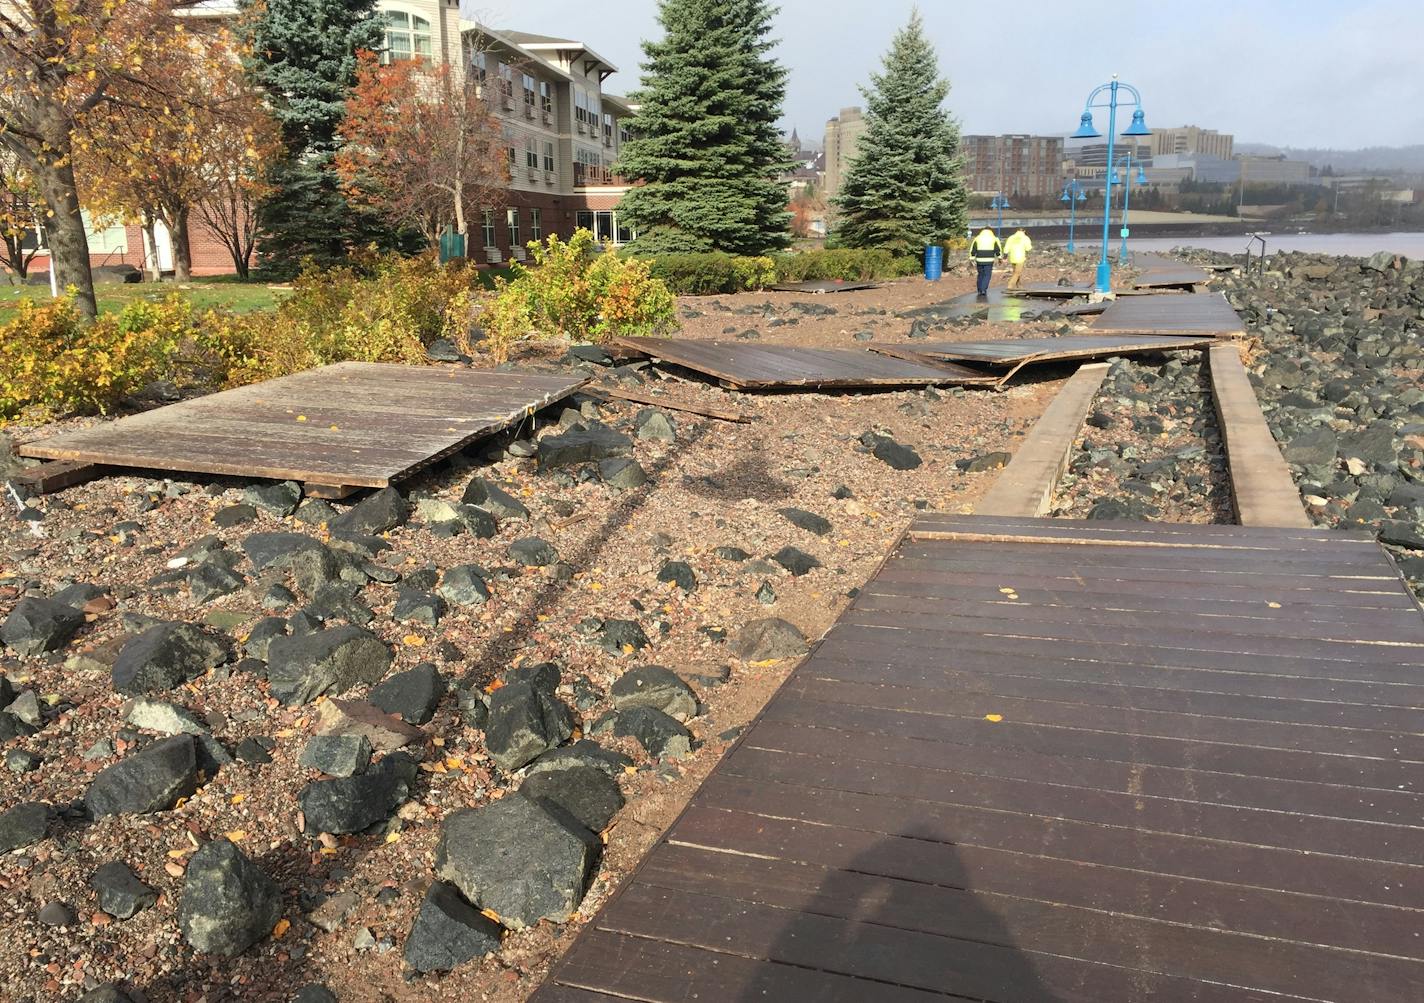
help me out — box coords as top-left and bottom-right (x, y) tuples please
(1208, 344), (1313, 529)
(973, 363), (1110, 518)
(585, 386), (753, 423)
(8, 460), (106, 494)
(303, 483), (359, 500)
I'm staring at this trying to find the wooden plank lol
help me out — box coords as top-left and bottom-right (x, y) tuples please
(767, 279), (877, 293)
(910, 510), (1373, 546)
(1209, 343), (1314, 528)
(8, 459), (105, 494)
(876, 334), (1211, 366)
(975, 363), (1109, 516)
(16, 364), (587, 489)
(584, 385), (752, 422)
(1091, 291), (1247, 337)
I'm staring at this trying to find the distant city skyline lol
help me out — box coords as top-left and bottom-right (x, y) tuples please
(474, 0), (1423, 152)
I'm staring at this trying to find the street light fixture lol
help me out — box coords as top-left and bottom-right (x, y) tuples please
(989, 193), (1011, 238)
(1071, 76), (1151, 293)
(1111, 151), (1150, 263)
(1060, 179), (1087, 253)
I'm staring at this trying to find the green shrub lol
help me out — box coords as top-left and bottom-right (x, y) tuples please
(771, 248), (920, 282)
(482, 229), (677, 361)
(0, 295), (195, 424)
(646, 252), (777, 295)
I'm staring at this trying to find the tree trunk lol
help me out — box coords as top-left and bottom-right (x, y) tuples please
(141, 211), (161, 283)
(169, 204), (193, 282)
(33, 152), (97, 317)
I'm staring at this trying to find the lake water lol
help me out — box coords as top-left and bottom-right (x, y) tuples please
(1119, 232), (1424, 258)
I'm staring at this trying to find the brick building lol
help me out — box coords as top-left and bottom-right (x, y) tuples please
(823, 107), (866, 199)
(1150, 125), (1234, 161)
(22, 1), (639, 277)
(961, 134), (1065, 198)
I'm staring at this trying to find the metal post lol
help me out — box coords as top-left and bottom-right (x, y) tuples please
(1096, 81), (1119, 294)
(1067, 192), (1076, 253)
(1119, 152), (1133, 262)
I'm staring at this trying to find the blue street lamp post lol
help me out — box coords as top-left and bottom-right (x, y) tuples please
(1060, 179), (1087, 254)
(1072, 76), (1151, 293)
(990, 193), (1010, 239)
(1111, 153), (1149, 263)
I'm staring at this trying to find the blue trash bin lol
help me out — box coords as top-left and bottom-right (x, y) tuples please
(923, 244), (943, 281)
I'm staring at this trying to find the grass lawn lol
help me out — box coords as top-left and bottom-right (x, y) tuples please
(0, 277), (286, 322)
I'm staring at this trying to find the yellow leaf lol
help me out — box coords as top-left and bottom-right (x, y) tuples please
(296, 415), (307, 422)
(587, 582), (603, 591)
(385, 831), (401, 844)
(231, 793), (246, 805)
(272, 918), (291, 939)
(319, 847), (338, 856)
(402, 634), (426, 647)
(329, 424), (339, 431)
(226, 830), (247, 842)
(1266, 601), (1282, 609)
(622, 644), (634, 654)
(445, 756), (465, 770)
(481, 907), (501, 922)
(984, 713), (1004, 723)
(999, 587), (1015, 595)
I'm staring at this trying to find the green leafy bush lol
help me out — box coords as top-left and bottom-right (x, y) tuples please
(482, 229), (677, 361)
(646, 252), (777, 295)
(771, 248), (919, 282)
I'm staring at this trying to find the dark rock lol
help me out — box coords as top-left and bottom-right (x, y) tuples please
(961, 451), (1011, 473)
(1, 597), (85, 655)
(266, 626), (391, 705)
(215, 503), (259, 527)
(292, 985), (337, 1003)
(178, 839), (282, 956)
(242, 532), (326, 572)
(298, 752), (416, 834)
(0, 801), (50, 854)
(112, 622), (227, 695)
(1379, 520), (1424, 551)
(521, 766), (624, 832)
(38, 900), (77, 926)
(755, 580), (776, 604)
(596, 618), (650, 654)
(300, 734), (373, 777)
(613, 705), (692, 760)
(461, 477), (529, 520)
(1087, 497), (1134, 520)
(370, 663), (446, 725)
(1339, 422), (1398, 468)
(244, 481), (302, 517)
(599, 457), (648, 489)
(92, 861), (158, 920)
(525, 739), (634, 778)
(0, 712), (36, 742)
(435, 796), (599, 929)
(770, 546), (821, 576)
(610, 665), (697, 721)
(244, 616), (289, 660)
(328, 487), (410, 537)
(870, 435), (922, 470)
(733, 618), (808, 661)
(392, 590), (445, 627)
(86, 735), (198, 816)
(505, 661), (561, 695)
(235, 737), (273, 765)
(713, 546), (750, 562)
(484, 680), (575, 772)
(79, 985), (134, 1003)
(778, 507), (831, 535)
(187, 562), (245, 604)
(656, 560), (697, 592)
(1284, 426), (1338, 468)
(565, 344), (612, 366)
(6, 748), (41, 773)
(403, 881), (502, 973)
(438, 565), (490, 606)
(426, 338), (467, 363)
(633, 408), (676, 442)
(508, 537), (558, 567)
(315, 698), (425, 751)
(537, 427), (633, 469)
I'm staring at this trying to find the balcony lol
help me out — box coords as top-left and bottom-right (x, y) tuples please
(573, 164), (631, 187)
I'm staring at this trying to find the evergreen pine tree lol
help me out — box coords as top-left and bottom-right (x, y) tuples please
(616, 0), (792, 255)
(241, 0), (398, 276)
(834, 10), (967, 256)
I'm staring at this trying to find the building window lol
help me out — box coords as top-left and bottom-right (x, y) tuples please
(543, 141), (555, 172)
(574, 88), (588, 125)
(573, 211), (631, 245)
(615, 215), (634, 245)
(383, 11), (432, 62)
(539, 81), (553, 114)
(575, 210), (594, 233)
(619, 123), (630, 145)
(470, 50), (487, 93)
(525, 135), (538, 169)
(507, 208), (519, 247)
(481, 210), (495, 248)
(498, 63), (514, 98)
(529, 208), (542, 241)
(603, 113), (614, 144)
(522, 73), (536, 111)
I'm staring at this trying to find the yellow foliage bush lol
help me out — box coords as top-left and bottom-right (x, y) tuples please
(0, 295), (194, 424)
(482, 229), (677, 362)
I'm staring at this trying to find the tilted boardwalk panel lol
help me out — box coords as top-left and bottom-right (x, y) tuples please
(1092, 290), (1248, 337)
(17, 362), (587, 490)
(534, 515), (1424, 1003)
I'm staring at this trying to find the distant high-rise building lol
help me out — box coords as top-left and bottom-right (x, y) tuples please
(823, 107), (867, 198)
(962, 134), (1065, 198)
(1150, 126), (1234, 161)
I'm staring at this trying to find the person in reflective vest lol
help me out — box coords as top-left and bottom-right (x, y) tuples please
(969, 227), (1002, 297)
(1003, 228), (1033, 290)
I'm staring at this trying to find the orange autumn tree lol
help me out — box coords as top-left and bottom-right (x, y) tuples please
(0, 148), (44, 280)
(75, 24), (278, 281)
(336, 51), (508, 245)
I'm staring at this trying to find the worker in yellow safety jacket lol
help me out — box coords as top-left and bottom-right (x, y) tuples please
(969, 227), (1002, 297)
(1003, 228), (1033, 290)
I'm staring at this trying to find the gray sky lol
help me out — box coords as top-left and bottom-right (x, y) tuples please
(473, 0), (1423, 151)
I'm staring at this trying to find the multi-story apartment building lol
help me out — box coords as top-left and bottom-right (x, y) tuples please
(962, 134), (1065, 198)
(823, 107), (866, 199)
(27, 1), (639, 276)
(1150, 126), (1234, 161)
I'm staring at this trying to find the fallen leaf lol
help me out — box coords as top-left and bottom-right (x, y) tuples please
(984, 713), (1004, 723)
(1266, 601), (1282, 609)
(225, 830), (248, 842)
(272, 918), (290, 940)
(999, 587), (1015, 595)
(296, 415), (307, 422)
(385, 832), (401, 844)
(230, 793), (245, 805)
(402, 635), (426, 647)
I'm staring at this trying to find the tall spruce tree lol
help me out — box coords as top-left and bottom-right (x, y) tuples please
(616, 0), (792, 255)
(834, 11), (967, 256)
(241, 0), (397, 275)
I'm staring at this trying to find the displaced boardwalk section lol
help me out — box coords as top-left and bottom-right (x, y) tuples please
(1092, 290), (1247, 338)
(17, 363), (587, 497)
(535, 514), (1424, 1002)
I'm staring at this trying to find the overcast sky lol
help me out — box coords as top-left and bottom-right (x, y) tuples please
(472, 0), (1422, 151)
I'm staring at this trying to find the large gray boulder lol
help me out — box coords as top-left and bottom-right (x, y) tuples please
(86, 735), (199, 816)
(610, 665), (698, 721)
(178, 839), (282, 956)
(266, 626), (391, 705)
(483, 680), (575, 772)
(111, 622), (227, 695)
(732, 618), (809, 661)
(298, 752), (416, 835)
(1, 597), (85, 655)
(0, 801), (51, 854)
(435, 796), (598, 929)
(403, 881), (503, 973)
(328, 487), (410, 537)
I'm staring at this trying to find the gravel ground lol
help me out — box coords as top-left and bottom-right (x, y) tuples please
(0, 271), (1081, 1003)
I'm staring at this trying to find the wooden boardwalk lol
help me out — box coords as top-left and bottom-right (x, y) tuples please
(17, 363), (586, 496)
(1093, 290), (1247, 338)
(535, 514), (1424, 1003)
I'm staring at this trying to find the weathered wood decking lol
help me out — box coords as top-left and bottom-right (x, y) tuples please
(1092, 290), (1248, 338)
(16, 363), (587, 495)
(534, 514), (1424, 1002)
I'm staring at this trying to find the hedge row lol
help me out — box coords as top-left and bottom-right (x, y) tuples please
(642, 248), (921, 295)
